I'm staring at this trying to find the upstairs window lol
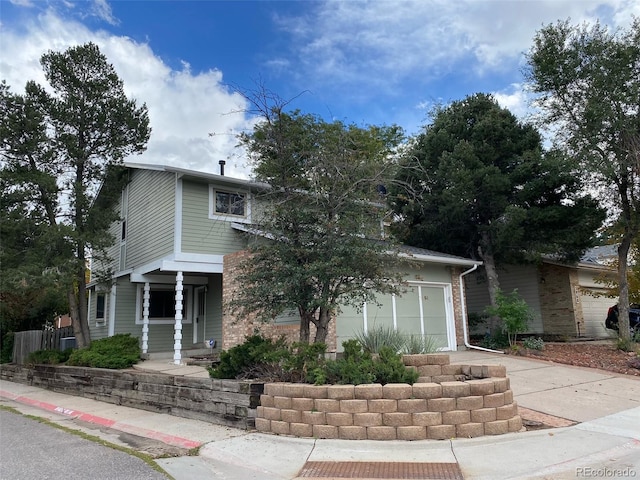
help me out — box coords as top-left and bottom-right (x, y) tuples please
(209, 187), (250, 222)
(216, 191), (245, 216)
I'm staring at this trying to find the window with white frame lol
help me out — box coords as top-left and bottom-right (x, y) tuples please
(96, 293), (106, 324)
(135, 284), (192, 324)
(209, 187), (250, 222)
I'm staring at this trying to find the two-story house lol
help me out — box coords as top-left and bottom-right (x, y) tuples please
(88, 162), (482, 364)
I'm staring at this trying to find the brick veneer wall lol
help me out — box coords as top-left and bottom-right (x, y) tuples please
(222, 250), (337, 352)
(450, 266), (466, 348)
(539, 264), (579, 337)
(256, 353), (521, 440)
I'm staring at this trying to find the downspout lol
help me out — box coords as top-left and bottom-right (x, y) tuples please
(459, 264), (504, 354)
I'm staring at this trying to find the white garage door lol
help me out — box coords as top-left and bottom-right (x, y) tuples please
(336, 283), (454, 351)
(579, 288), (615, 338)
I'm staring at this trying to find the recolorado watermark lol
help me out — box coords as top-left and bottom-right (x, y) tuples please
(576, 467), (637, 478)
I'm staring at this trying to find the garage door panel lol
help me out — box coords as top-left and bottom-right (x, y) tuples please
(580, 288), (615, 338)
(336, 283), (454, 352)
(395, 286), (422, 334)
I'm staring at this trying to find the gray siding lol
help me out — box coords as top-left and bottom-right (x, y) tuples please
(464, 264), (543, 334)
(181, 180), (248, 255)
(88, 289), (109, 341)
(125, 169), (175, 268)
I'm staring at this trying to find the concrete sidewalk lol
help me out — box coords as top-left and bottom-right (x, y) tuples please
(1, 350), (639, 479)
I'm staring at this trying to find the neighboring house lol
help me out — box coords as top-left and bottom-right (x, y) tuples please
(88, 162), (481, 364)
(54, 314), (72, 329)
(464, 245), (617, 339)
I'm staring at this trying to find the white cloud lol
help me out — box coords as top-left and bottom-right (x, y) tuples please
(90, 0), (118, 26)
(493, 84), (531, 120)
(275, 0), (637, 92)
(0, 8), (254, 178)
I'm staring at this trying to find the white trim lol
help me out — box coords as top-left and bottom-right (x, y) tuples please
(95, 291), (107, 325)
(160, 260), (223, 274)
(131, 273), (208, 285)
(391, 294), (397, 330)
(417, 285), (425, 337)
(208, 186), (252, 224)
(363, 302), (368, 332)
(175, 176), (183, 255)
(405, 281), (455, 351)
(174, 252), (225, 263)
(397, 252), (481, 267)
(130, 255), (224, 278)
(444, 285), (456, 351)
(108, 284), (116, 336)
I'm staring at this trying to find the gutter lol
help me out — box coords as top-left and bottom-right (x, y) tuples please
(459, 264), (504, 354)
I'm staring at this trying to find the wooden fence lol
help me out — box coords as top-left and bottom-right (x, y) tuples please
(12, 326), (75, 365)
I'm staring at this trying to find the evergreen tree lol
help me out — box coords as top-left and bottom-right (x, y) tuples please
(390, 93), (604, 311)
(0, 43), (150, 347)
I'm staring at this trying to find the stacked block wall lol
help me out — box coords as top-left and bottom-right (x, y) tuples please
(256, 353), (521, 440)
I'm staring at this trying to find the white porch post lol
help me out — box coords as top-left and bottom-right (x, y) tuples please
(142, 282), (150, 354)
(174, 272), (184, 364)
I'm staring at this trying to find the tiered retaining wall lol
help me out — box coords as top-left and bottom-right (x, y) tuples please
(0, 364), (262, 429)
(256, 353), (522, 440)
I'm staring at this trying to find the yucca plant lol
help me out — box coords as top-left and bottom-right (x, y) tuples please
(403, 334), (443, 354)
(354, 325), (406, 353)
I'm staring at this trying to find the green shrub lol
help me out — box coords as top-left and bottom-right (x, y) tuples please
(283, 342), (327, 381)
(0, 332), (15, 364)
(479, 330), (510, 350)
(403, 334), (442, 354)
(616, 336), (638, 353)
(27, 348), (72, 365)
(209, 335), (290, 379)
(485, 289), (535, 347)
(372, 347), (419, 384)
(522, 337), (545, 351)
(354, 325), (405, 353)
(67, 334), (140, 369)
(307, 340), (418, 386)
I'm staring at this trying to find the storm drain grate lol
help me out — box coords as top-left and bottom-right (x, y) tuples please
(298, 461), (464, 479)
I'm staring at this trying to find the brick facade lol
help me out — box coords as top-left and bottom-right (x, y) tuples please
(538, 264), (580, 337)
(450, 266), (466, 348)
(222, 250), (338, 352)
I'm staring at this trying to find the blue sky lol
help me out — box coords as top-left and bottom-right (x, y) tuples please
(1, 0), (638, 178)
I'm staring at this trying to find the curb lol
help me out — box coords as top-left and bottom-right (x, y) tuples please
(0, 389), (202, 450)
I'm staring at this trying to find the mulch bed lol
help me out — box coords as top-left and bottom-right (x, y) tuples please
(516, 342), (640, 376)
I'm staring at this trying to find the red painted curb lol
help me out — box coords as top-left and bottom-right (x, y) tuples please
(0, 389), (202, 449)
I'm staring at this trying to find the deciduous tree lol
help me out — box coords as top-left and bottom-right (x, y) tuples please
(231, 93), (405, 344)
(525, 19), (640, 339)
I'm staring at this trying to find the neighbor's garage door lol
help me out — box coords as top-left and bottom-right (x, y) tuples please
(579, 287), (614, 337)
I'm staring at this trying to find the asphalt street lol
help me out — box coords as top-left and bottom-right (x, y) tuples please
(0, 410), (169, 480)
